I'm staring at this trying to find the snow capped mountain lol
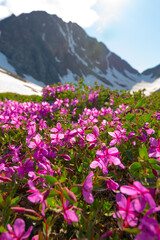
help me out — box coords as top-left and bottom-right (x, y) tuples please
(0, 11), (159, 93)
(0, 11), (142, 90)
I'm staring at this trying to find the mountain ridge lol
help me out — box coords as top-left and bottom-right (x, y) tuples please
(0, 11), (159, 89)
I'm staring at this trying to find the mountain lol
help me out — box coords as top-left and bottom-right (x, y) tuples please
(0, 11), (143, 89)
(142, 64), (160, 82)
(0, 67), (42, 95)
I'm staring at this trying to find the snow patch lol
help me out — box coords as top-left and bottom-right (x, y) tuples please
(82, 74), (108, 88)
(0, 70), (42, 95)
(131, 78), (160, 96)
(55, 57), (61, 63)
(0, 52), (17, 74)
(42, 33), (45, 41)
(66, 24), (88, 66)
(58, 69), (78, 84)
(81, 47), (86, 51)
(58, 23), (66, 39)
(96, 60), (100, 64)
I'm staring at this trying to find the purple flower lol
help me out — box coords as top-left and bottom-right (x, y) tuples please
(0, 218), (33, 240)
(106, 178), (119, 191)
(96, 147), (125, 169)
(86, 126), (99, 149)
(82, 171), (94, 204)
(113, 193), (138, 227)
(135, 207), (160, 240)
(27, 134), (43, 150)
(108, 130), (122, 146)
(149, 137), (160, 158)
(90, 157), (108, 175)
(120, 181), (156, 212)
(27, 180), (49, 216)
(63, 200), (79, 225)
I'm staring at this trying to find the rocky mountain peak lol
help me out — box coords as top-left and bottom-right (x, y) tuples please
(0, 11), (142, 89)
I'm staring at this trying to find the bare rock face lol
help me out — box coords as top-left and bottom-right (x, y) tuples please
(0, 11), (141, 89)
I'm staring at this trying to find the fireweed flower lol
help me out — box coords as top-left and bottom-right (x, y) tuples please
(96, 147), (125, 169)
(108, 130), (124, 146)
(106, 178), (119, 191)
(120, 181), (156, 212)
(90, 157), (108, 175)
(149, 137), (160, 158)
(113, 193), (138, 227)
(0, 218), (33, 240)
(16, 159), (34, 179)
(63, 200), (79, 225)
(27, 180), (49, 216)
(143, 122), (155, 135)
(135, 206), (160, 240)
(50, 131), (64, 146)
(82, 171), (94, 204)
(27, 134), (44, 151)
(86, 126), (99, 149)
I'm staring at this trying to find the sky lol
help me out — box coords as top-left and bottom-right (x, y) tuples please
(0, 0), (160, 73)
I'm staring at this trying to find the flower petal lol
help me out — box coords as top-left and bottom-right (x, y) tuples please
(13, 218), (25, 237)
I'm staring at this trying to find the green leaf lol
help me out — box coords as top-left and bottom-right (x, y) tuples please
(142, 145), (148, 159)
(0, 226), (6, 233)
(47, 198), (57, 208)
(46, 216), (52, 225)
(24, 214), (42, 221)
(135, 99), (144, 107)
(78, 165), (83, 173)
(71, 187), (81, 194)
(129, 162), (141, 172)
(124, 228), (139, 234)
(60, 175), (66, 183)
(49, 189), (59, 197)
(11, 196), (20, 205)
(143, 113), (152, 122)
(139, 145), (148, 159)
(44, 175), (58, 185)
(124, 113), (135, 121)
(148, 159), (159, 164)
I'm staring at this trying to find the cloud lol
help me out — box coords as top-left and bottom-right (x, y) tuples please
(0, 0), (11, 19)
(94, 0), (131, 31)
(1, 0), (99, 28)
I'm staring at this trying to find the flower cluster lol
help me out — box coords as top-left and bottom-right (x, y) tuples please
(0, 82), (159, 239)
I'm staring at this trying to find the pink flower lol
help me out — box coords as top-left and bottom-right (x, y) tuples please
(27, 180), (49, 216)
(149, 138), (160, 158)
(96, 147), (125, 169)
(120, 181), (156, 212)
(50, 122), (63, 133)
(113, 193), (138, 227)
(108, 130), (123, 146)
(27, 134), (43, 150)
(106, 178), (119, 191)
(90, 158), (108, 175)
(86, 126), (99, 149)
(135, 207), (160, 240)
(0, 218), (33, 240)
(82, 171), (94, 204)
(63, 200), (79, 224)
